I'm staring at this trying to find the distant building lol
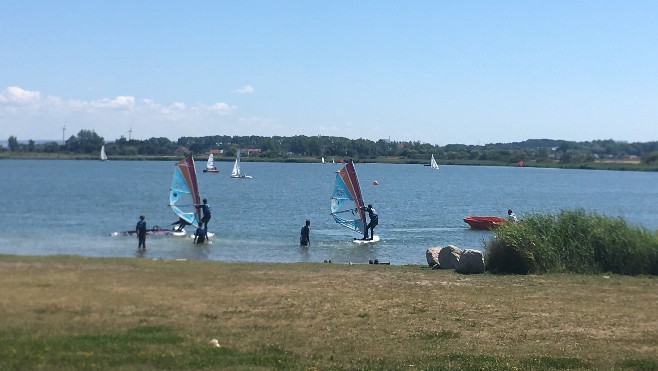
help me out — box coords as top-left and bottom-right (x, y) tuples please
(240, 148), (261, 155)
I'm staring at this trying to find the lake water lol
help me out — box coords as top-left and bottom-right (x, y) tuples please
(2, 159), (657, 265)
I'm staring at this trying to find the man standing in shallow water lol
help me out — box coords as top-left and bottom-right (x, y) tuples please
(195, 198), (211, 230)
(136, 215), (147, 250)
(300, 219), (310, 246)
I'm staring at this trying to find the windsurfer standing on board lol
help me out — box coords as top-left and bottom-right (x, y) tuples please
(195, 198), (211, 230)
(360, 204), (378, 240)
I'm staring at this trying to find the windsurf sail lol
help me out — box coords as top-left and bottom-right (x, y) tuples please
(330, 160), (366, 234)
(100, 145), (107, 161)
(169, 156), (201, 226)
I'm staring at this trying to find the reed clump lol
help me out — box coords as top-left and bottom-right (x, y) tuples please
(486, 209), (658, 275)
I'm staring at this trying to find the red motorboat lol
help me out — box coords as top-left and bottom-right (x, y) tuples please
(463, 216), (508, 230)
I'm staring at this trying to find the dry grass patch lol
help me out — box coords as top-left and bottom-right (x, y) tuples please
(1, 255), (657, 369)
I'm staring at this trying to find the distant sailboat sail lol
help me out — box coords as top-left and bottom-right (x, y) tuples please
(430, 154), (439, 170)
(204, 153), (219, 173)
(100, 145), (107, 161)
(230, 151), (252, 178)
(169, 156), (201, 226)
(330, 161), (366, 234)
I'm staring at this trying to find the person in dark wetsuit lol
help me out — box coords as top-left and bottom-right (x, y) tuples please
(300, 219), (311, 246)
(360, 204), (378, 240)
(194, 223), (207, 244)
(171, 217), (191, 232)
(195, 198), (211, 230)
(136, 215), (147, 249)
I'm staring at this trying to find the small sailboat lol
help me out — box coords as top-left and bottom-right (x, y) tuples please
(230, 151), (252, 179)
(430, 154), (439, 170)
(100, 145), (108, 161)
(330, 160), (379, 243)
(322, 157), (326, 164)
(203, 153), (220, 173)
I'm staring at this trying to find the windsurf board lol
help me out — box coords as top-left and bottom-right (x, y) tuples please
(352, 235), (380, 244)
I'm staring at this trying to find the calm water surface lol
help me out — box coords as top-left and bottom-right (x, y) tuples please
(2, 159), (657, 265)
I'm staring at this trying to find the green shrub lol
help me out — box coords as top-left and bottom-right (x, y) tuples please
(485, 209), (658, 275)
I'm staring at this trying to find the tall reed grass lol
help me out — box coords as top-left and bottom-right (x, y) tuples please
(486, 209), (658, 275)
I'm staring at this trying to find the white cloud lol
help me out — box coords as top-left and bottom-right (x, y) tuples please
(170, 101), (186, 111)
(0, 86), (41, 104)
(235, 85), (254, 94)
(208, 102), (235, 114)
(89, 95), (136, 110)
(0, 86), (241, 140)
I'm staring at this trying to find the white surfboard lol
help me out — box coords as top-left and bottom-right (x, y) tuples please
(189, 232), (215, 239)
(352, 235), (380, 244)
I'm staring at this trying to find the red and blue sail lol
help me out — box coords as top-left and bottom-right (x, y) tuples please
(330, 161), (366, 234)
(169, 156), (202, 226)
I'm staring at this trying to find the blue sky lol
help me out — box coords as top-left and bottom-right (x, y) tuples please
(1, 1), (657, 145)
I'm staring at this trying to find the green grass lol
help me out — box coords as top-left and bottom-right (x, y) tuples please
(0, 326), (297, 370)
(486, 209), (658, 275)
(1, 255), (657, 370)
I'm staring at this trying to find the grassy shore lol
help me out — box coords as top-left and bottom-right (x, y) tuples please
(3, 152), (658, 171)
(1, 254), (657, 370)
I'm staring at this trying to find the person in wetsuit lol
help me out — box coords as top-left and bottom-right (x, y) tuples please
(300, 219), (311, 246)
(171, 217), (191, 232)
(195, 198), (211, 230)
(194, 223), (207, 244)
(360, 204), (379, 240)
(136, 215), (147, 249)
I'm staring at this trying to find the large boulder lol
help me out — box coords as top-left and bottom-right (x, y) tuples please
(457, 249), (485, 274)
(425, 247), (442, 267)
(438, 245), (462, 269)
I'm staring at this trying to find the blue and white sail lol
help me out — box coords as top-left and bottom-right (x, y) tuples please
(330, 161), (366, 234)
(169, 156), (201, 226)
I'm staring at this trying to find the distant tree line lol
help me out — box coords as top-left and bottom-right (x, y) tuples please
(3, 130), (658, 166)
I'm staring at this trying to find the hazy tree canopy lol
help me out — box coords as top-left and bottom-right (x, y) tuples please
(65, 130), (104, 153)
(4, 132), (658, 167)
(8, 136), (19, 152)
